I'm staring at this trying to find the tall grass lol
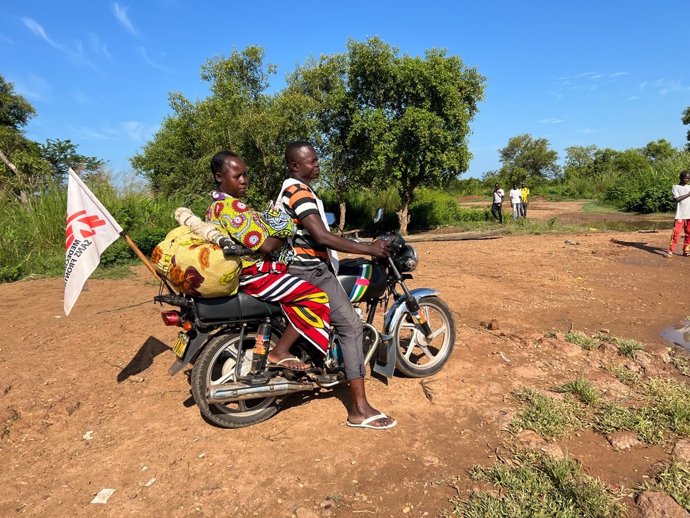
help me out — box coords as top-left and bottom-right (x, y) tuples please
(0, 181), (192, 281)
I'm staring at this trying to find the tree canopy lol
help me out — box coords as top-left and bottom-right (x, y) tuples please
(498, 134), (560, 187)
(132, 39), (486, 233)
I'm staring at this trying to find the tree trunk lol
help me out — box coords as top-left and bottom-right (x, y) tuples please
(0, 149), (29, 204)
(397, 202), (410, 235)
(338, 201), (346, 232)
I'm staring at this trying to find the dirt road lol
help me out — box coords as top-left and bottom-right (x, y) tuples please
(1, 210), (688, 516)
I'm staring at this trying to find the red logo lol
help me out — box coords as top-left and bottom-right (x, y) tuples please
(66, 210), (107, 250)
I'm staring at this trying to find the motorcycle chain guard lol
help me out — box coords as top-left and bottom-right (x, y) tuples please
(373, 288), (438, 378)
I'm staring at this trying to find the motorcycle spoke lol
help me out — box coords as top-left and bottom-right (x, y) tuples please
(419, 344), (435, 359)
(404, 338), (417, 360)
(427, 324), (447, 341)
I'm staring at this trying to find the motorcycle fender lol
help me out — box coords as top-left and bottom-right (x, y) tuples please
(373, 288), (438, 378)
(168, 328), (210, 376)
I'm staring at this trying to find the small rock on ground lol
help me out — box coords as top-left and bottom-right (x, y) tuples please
(606, 431), (641, 451)
(673, 439), (690, 463)
(636, 491), (689, 518)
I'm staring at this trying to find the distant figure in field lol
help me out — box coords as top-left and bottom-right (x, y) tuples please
(520, 181), (530, 218)
(664, 170), (690, 258)
(491, 183), (504, 223)
(509, 184), (522, 220)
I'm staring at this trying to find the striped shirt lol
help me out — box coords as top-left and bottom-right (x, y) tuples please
(279, 182), (329, 269)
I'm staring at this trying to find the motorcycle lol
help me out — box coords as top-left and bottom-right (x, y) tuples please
(154, 211), (456, 428)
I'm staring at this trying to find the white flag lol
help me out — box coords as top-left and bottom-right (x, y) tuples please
(64, 168), (123, 315)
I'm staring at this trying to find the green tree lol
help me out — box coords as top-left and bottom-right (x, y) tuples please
(499, 134), (560, 187)
(343, 38), (486, 234)
(41, 138), (104, 185)
(0, 75), (51, 201)
(132, 46), (315, 205)
(563, 145), (598, 181)
(288, 53), (357, 230)
(643, 139), (676, 162)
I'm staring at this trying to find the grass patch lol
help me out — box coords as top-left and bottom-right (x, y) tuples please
(544, 329), (558, 338)
(670, 351), (690, 377)
(450, 451), (625, 518)
(511, 389), (584, 438)
(557, 377), (600, 405)
(565, 331), (597, 351)
(614, 338), (645, 359)
(640, 460), (690, 511)
(591, 378), (690, 444)
(581, 201), (622, 214)
(606, 365), (642, 386)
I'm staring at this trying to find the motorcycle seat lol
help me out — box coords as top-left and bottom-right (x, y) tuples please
(195, 292), (281, 323)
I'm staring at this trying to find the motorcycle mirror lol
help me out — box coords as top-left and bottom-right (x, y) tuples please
(325, 212), (336, 226)
(373, 208), (384, 224)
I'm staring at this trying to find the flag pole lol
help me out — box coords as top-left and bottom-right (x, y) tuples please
(120, 231), (175, 294)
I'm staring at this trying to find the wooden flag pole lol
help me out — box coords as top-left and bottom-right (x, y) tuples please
(121, 232), (174, 294)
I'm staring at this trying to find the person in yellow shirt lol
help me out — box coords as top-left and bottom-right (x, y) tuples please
(520, 181), (530, 218)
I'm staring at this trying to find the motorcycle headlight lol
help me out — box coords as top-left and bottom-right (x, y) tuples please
(396, 245), (418, 272)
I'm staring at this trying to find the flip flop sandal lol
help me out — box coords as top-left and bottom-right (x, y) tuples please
(266, 357), (311, 371)
(346, 413), (397, 430)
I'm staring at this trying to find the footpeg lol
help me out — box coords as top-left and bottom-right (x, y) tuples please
(315, 371), (345, 388)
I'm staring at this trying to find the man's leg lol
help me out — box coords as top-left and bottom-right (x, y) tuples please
(491, 203), (499, 221)
(289, 264), (395, 428)
(683, 219), (690, 256)
(667, 219), (683, 256)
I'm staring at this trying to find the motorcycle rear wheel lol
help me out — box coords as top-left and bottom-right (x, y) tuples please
(393, 296), (456, 377)
(191, 331), (278, 429)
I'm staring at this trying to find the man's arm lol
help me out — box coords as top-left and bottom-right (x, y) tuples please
(299, 213), (390, 258)
(674, 191), (690, 203)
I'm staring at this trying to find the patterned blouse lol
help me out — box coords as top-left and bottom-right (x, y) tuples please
(206, 191), (294, 270)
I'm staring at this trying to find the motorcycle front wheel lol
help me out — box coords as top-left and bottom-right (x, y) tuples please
(191, 331), (278, 429)
(394, 296), (456, 377)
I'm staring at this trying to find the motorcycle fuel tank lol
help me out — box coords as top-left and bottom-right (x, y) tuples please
(337, 258), (387, 302)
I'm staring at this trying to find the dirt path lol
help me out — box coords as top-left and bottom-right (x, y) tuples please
(1, 216), (689, 516)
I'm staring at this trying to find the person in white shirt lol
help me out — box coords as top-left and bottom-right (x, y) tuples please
(509, 184), (523, 220)
(491, 183), (504, 223)
(664, 170), (690, 258)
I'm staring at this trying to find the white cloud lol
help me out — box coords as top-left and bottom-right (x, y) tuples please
(0, 34), (15, 44)
(654, 78), (690, 96)
(113, 3), (137, 35)
(576, 128), (598, 135)
(627, 95), (638, 101)
(22, 17), (59, 48)
(137, 47), (169, 72)
(22, 17), (99, 71)
(538, 117), (565, 124)
(122, 121), (157, 142)
(551, 70), (630, 97)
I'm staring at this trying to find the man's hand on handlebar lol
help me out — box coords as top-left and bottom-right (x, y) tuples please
(368, 239), (391, 258)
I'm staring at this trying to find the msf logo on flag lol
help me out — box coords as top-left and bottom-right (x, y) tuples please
(65, 210), (108, 250)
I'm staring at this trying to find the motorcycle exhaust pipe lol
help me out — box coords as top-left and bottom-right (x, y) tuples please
(207, 379), (316, 403)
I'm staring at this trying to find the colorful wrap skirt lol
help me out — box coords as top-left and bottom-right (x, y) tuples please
(240, 262), (330, 354)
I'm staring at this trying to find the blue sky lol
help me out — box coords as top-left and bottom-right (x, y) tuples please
(3, 1), (689, 184)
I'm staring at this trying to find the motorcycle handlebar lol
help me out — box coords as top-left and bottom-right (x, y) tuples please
(377, 232), (406, 252)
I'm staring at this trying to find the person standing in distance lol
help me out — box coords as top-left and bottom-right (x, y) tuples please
(491, 183), (504, 223)
(664, 170), (690, 258)
(509, 184), (522, 221)
(277, 140), (397, 430)
(520, 181), (530, 218)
